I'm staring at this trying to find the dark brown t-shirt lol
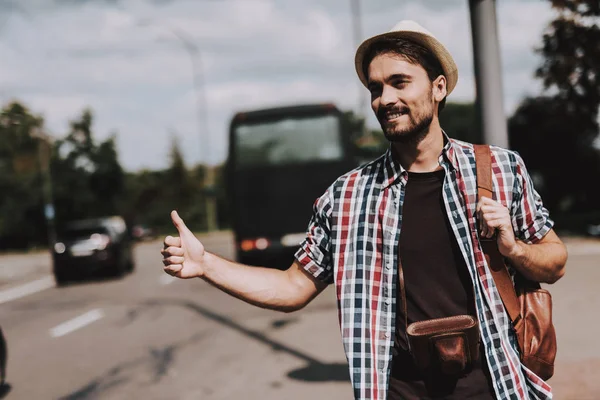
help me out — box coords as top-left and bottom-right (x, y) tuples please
(387, 169), (495, 399)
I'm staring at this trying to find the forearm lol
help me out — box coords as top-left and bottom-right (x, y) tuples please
(506, 239), (568, 284)
(200, 252), (319, 312)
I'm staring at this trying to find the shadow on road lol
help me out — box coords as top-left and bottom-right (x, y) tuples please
(59, 297), (349, 399)
(288, 362), (350, 382)
(271, 318), (298, 329)
(143, 298), (350, 383)
(58, 332), (207, 400)
(60, 375), (127, 400)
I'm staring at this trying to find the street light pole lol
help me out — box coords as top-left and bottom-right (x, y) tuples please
(138, 20), (218, 232)
(468, 0), (509, 148)
(166, 27), (218, 232)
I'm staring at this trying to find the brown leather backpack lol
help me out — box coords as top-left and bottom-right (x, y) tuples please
(474, 144), (557, 381)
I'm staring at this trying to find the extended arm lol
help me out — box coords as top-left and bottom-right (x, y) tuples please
(199, 254), (326, 312)
(161, 211), (327, 312)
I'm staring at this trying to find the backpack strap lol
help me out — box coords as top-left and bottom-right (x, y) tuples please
(473, 144), (522, 326)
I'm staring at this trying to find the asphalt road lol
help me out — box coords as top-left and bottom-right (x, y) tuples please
(0, 233), (598, 399)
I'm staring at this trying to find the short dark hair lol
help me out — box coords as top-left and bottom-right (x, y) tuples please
(362, 37), (447, 112)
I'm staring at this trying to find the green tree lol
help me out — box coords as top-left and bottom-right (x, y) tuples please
(165, 133), (194, 207)
(120, 134), (209, 234)
(0, 102), (47, 249)
(91, 135), (124, 214)
(52, 109), (126, 227)
(538, 0), (600, 119)
(121, 168), (169, 232)
(508, 0), (600, 215)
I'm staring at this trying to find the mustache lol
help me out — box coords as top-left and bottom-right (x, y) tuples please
(377, 105), (409, 121)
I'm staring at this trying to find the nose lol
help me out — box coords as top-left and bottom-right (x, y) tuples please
(380, 85), (397, 108)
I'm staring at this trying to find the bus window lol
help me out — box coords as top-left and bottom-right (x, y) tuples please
(233, 115), (343, 168)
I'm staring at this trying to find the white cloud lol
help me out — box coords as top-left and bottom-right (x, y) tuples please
(0, 0), (556, 171)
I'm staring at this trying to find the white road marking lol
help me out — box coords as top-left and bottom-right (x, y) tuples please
(50, 309), (105, 338)
(0, 276), (55, 305)
(159, 274), (176, 285)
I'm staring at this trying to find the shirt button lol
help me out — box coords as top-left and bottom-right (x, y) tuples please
(384, 299), (390, 305)
(385, 264), (391, 270)
(384, 333), (389, 339)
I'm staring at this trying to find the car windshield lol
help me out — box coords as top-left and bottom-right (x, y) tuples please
(59, 227), (109, 241)
(233, 114), (343, 168)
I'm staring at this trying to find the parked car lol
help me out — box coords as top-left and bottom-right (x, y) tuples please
(52, 216), (134, 285)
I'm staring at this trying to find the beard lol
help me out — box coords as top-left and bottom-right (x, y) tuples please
(378, 104), (434, 145)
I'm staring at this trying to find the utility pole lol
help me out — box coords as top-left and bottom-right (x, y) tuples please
(171, 27), (218, 233)
(468, 0), (509, 148)
(138, 20), (218, 232)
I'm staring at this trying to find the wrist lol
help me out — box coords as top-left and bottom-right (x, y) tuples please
(196, 251), (213, 279)
(505, 240), (525, 260)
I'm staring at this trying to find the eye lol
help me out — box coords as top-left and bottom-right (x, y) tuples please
(368, 85), (382, 99)
(392, 80), (408, 89)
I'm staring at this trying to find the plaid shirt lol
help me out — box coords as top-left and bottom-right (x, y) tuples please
(295, 136), (554, 400)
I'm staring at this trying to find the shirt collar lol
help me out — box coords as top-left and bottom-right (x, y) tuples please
(379, 131), (458, 189)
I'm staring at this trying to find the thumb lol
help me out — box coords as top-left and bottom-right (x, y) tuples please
(171, 210), (193, 237)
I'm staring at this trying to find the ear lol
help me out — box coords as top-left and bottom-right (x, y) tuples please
(432, 75), (447, 103)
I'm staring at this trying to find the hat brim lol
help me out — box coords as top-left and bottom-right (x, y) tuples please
(355, 30), (458, 96)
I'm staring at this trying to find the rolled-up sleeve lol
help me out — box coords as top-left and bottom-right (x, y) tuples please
(295, 190), (334, 285)
(511, 152), (554, 244)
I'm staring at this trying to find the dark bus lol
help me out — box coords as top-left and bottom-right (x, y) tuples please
(226, 103), (357, 269)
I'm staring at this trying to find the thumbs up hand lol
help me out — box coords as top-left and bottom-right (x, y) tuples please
(161, 210), (206, 279)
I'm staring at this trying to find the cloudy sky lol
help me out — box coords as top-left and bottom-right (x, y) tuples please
(0, 0), (556, 171)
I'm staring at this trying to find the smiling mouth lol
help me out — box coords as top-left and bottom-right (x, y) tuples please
(382, 110), (407, 122)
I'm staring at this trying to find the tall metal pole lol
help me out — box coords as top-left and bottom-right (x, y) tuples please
(138, 21), (218, 232)
(168, 27), (218, 232)
(468, 0), (509, 148)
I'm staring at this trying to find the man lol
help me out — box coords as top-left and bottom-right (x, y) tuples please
(161, 20), (567, 400)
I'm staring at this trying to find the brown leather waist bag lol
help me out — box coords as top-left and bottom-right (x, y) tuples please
(474, 144), (557, 381)
(406, 315), (480, 376)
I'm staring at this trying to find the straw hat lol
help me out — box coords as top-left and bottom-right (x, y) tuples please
(355, 20), (458, 95)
